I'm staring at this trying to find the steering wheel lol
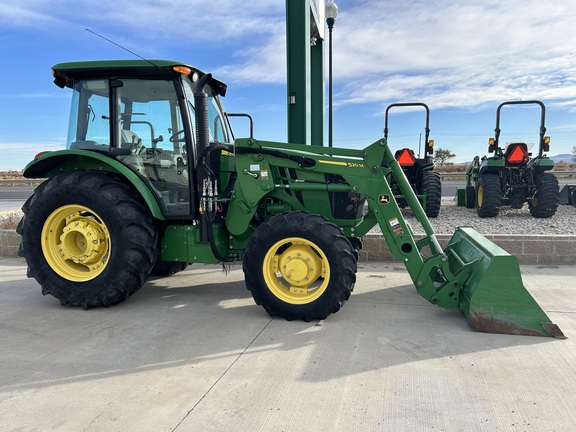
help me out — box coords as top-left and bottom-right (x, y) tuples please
(169, 129), (186, 143)
(144, 147), (163, 158)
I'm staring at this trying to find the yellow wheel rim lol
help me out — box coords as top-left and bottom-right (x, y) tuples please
(262, 237), (330, 305)
(477, 184), (483, 207)
(41, 204), (111, 282)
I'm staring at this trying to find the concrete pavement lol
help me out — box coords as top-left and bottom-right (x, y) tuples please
(1, 257), (576, 431)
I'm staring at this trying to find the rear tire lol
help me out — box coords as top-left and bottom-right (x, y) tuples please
(529, 173), (559, 218)
(17, 171), (157, 308)
(421, 171), (441, 218)
(476, 174), (502, 218)
(243, 211), (356, 321)
(465, 185), (476, 209)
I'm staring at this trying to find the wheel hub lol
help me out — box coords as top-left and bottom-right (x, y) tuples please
(278, 244), (323, 288)
(263, 237), (330, 304)
(42, 205), (111, 281)
(59, 218), (107, 266)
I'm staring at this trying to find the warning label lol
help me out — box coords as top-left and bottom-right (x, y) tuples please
(388, 217), (404, 236)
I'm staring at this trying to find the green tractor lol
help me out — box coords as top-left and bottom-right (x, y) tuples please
(17, 60), (564, 338)
(464, 100), (559, 217)
(384, 103), (441, 217)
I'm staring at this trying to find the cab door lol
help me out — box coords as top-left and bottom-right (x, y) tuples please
(115, 78), (193, 217)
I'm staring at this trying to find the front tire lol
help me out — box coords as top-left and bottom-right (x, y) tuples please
(476, 174), (502, 218)
(529, 173), (559, 218)
(243, 212), (357, 321)
(17, 171), (157, 308)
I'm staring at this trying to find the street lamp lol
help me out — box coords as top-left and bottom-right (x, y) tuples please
(326, 0), (338, 147)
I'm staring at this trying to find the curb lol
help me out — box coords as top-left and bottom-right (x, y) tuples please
(360, 233), (576, 265)
(2, 229), (575, 265)
(0, 230), (21, 258)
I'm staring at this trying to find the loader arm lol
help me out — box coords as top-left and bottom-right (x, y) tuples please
(229, 138), (460, 304)
(228, 137), (564, 338)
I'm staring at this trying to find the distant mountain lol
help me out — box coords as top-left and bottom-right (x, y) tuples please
(549, 153), (574, 163)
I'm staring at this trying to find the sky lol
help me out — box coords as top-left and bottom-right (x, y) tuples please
(1, 0), (576, 171)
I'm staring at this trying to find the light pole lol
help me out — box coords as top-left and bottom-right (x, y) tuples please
(326, 0), (338, 147)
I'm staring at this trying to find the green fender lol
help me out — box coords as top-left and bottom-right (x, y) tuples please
(528, 156), (555, 171)
(23, 149), (165, 220)
(478, 157), (504, 175)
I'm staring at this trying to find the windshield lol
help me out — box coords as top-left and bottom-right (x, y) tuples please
(181, 75), (230, 144)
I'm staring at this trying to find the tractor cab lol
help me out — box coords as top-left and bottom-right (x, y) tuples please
(52, 60), (232, 217)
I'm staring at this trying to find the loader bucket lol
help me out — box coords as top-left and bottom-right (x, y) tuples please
(445, 227), (565, 338)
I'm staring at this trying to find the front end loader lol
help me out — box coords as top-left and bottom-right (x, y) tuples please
(17, 60), (564, 338)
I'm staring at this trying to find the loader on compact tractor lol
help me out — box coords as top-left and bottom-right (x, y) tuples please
(384, 103), (441, 217)
(17, 60), (564, 338)
(463, 100), (559, 218)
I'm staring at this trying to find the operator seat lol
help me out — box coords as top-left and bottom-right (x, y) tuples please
(117, 130), (146, 174)
(120, 130), (145, 154)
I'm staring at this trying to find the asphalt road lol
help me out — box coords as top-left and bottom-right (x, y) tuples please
(0, 186), (34, 212)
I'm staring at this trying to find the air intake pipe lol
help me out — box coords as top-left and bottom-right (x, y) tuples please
(194, 73), (212, 165)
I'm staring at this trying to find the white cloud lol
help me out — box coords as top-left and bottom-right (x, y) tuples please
(186, 0), (576, 111)
(6, 0), (576, 112)
(328, 0), (576, 109)
(213, 33), (287, 85)
(1, 0), (284, 43)
(5, 0), (576, 137)
(0, 142), (64, 171)
(0, 142), (63, 152)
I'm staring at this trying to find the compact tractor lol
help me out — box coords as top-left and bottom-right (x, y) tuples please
(464, 100), (559, 218)
(384, 103), (441, 217)
(17, 60), (564, 338)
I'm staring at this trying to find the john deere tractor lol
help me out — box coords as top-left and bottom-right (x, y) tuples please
(16, 60), (564, 338)
(384, 103), (441, 217)
(464, 100), (559, 218)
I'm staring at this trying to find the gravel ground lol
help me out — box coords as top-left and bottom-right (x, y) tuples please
(394, 197), (576, 235)
(1, 199), (575, 235)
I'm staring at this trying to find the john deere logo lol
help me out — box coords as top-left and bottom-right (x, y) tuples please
(378, 194), (390, 204)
